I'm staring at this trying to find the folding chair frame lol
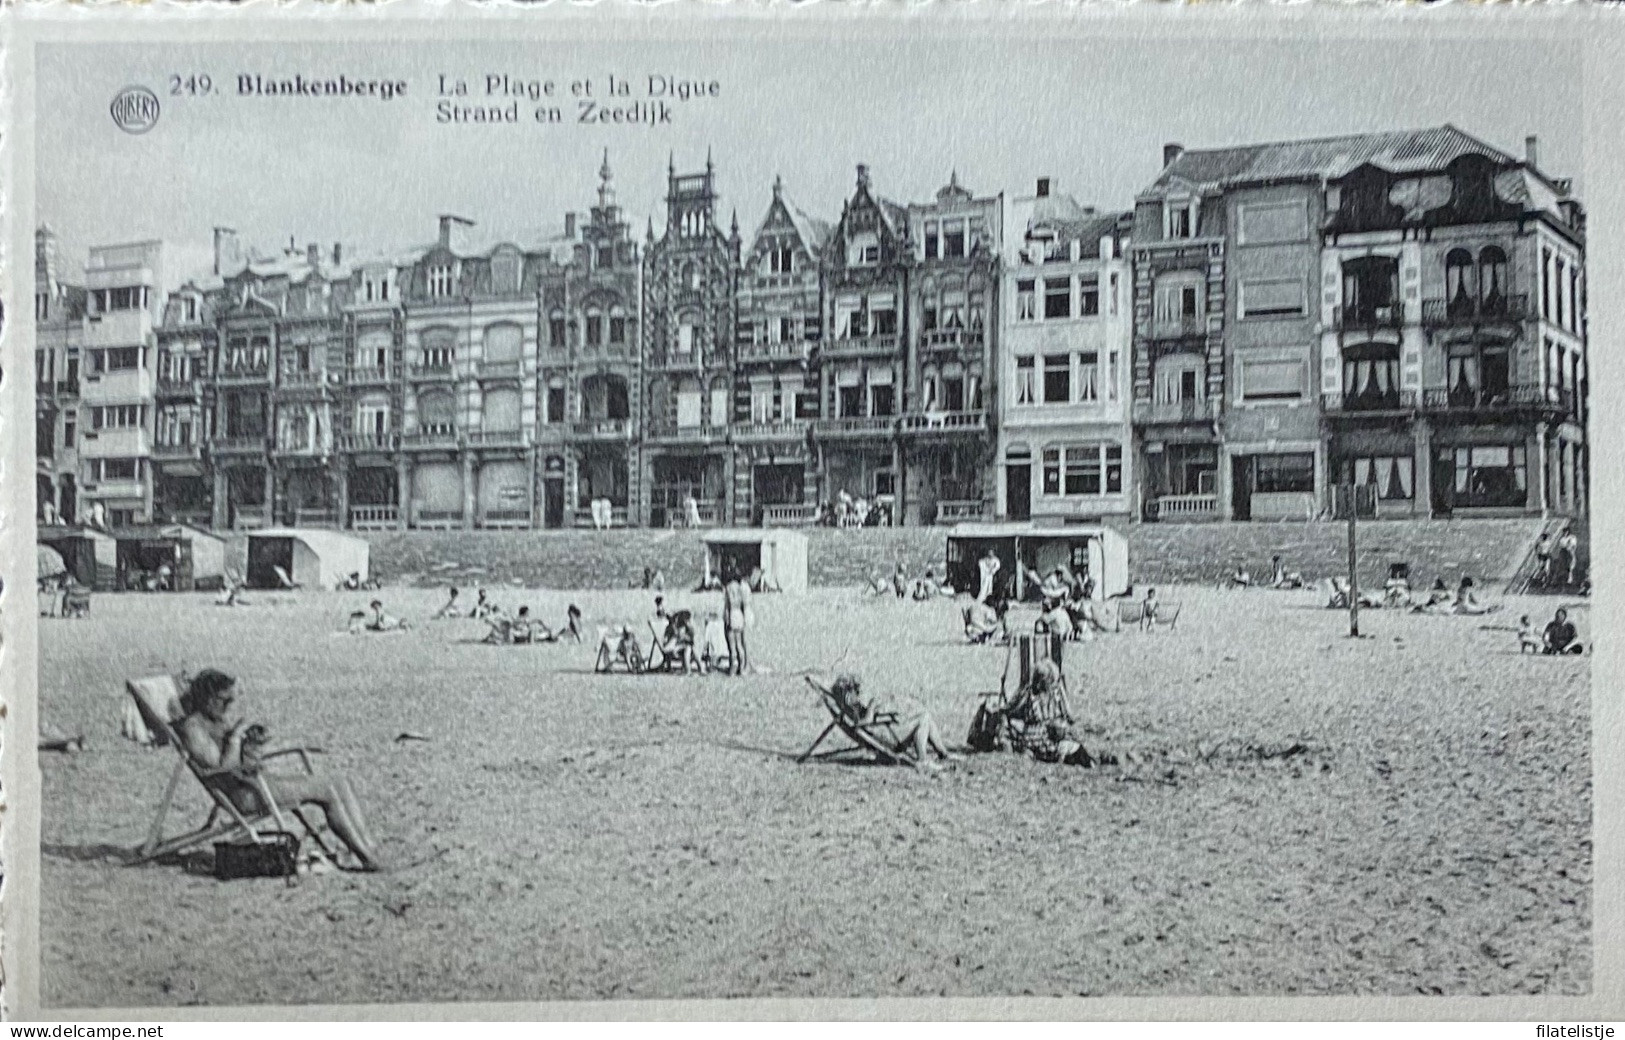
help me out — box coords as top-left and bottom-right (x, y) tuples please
(125, 677), (339, 868)
(798, 677), (914, 767)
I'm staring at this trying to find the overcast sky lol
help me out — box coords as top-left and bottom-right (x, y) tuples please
(34, 30), (1582, 290)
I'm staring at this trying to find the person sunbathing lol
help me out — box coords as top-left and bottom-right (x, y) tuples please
(482, 606), (514, 644)
(1228, 565), (1253, 589)
(1269, 555), (1305, 589)
(827, 673), (958, 768)
(1543, 608), (1584, 655)
(963, 598), (1008, 644)
(1452, 576), (1500, 616)
(175, 670), (386, 872)
(364, 600), (409, 631)
(432, 587), (462, 619)
(911, 569), (942, 602)
(864, 569), (891, 596)
(509, 606), (537, 644)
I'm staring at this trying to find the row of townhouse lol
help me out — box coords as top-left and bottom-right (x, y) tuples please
(32, 125), (1586, 533)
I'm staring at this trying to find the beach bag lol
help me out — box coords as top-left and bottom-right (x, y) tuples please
(966, 702), (1009, 753)
(215, 832), (302, 880)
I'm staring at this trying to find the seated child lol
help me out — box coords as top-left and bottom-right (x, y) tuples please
(432, 587), (462, 619)
(700, 610), (730, 670)
(509, 606), (536, 644)
(1518, 614), (1543, 654)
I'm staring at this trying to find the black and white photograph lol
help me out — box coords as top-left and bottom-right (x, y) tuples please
(1, 7), (1619, 1018)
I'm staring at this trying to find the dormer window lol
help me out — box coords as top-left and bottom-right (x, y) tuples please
(1164, 199), (1196, 239)
(182, 297), (197, 323)
(943, 221), (966, 259)
(428, 264), (455, 297)
(769, 245), (794, 275)
(848, 232), (879, 267)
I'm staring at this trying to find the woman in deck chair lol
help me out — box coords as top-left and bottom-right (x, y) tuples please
(175, 670), (386, 872)
(828, 674), (958, 768)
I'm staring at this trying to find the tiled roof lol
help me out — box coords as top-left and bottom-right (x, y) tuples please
(1145, 125), (1522, 195)
(784, 201), (833, 253)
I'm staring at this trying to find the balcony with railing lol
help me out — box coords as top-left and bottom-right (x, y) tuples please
(56, 379), (81, 398)
(1150, 314), (1207, 341)
(347, 366), (393, 386)
(822, 334), (900, 359)
(294, 507), (340, 527)
(401, 426), (461, 450)
(1132, 398), (1218, 425)
(736, 340), (808, 364)
(1421, 384), (1573, 417)
(572, 505), (631, 529)
(211, 433), (269, 455)
(900, 411), (988, 437)
(645, 422), (728, 444)
(476, 359), (524, 381)
(464, 429), (530, 449)
(935, 499), (987, 524)
(414, 508), (466, 528)
(761, 503), (819, 527)
(215, 363), (272, 385)
(277, 369), (331, 393)
(570, 417), (634, 441)
(479, 507), (533, 529)
(1321, 389), (1418, 415)
(921, 327), (986, 351)
(151, 440), (202, 461)
(1147, 493), (1220, 522)
(1420, 293), (1531, 327)
(733, 418), (810, 442)
(155, 376), (202, 400)
(812, 414), (899, 438)
(1333, 303), (1405, 332)
(337, 431), (401, 453)
(407, 361), (458, 382)
(349, 504), (401, 530)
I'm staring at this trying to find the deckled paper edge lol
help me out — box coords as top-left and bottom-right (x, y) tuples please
(1, 0), (1623, 1022)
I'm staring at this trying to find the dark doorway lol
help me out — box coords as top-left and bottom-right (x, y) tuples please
(245, 537), (293, 590)
(1432, 448), (1455, 517)
(1231, 455), (1253, 521)
(544, 478), (565, 529)
(1006, 464), (1031, 521)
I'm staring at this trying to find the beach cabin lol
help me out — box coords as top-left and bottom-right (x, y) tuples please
(702, 530), (809, 595)
(945, 522), (1129, 602)
(37, 525), (118, 591)
(112, 524), (229, 592)
(245, 528), (371, 590)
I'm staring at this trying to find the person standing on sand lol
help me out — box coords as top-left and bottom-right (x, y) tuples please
(723, 568), (751, 676)
(977, 548), (1001, 605)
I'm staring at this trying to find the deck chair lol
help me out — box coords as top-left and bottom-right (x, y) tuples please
(272, 565), (301, 590)
(798, 676), (915, 767)
(124, 675), (338, 868)
(1004, 634), (1072, 720)
(1145, 601), (1181, 631)
(1116, 599), (1145, 629)
(594, 626), (646, 673)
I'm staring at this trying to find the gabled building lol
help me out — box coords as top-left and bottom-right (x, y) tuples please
(397, 216), (558, 530)
(640, 154), (740, 527)
(1131, 124), (1585, 522)
(902, 173), (1002, 525)
(997, 180), (1133, 524)
(731, 174), (829, 526)
(814, 164), (911, 518)
(34, 225), (89, 525)
(538, 154), (643, 528)
(152, 280), (217, 526)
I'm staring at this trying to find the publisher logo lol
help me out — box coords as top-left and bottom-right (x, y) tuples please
(110, 86), (160, 134)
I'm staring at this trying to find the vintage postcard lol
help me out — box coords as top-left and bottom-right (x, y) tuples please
(1, 2), (1622, 1021)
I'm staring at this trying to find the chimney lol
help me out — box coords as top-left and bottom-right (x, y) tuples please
(565, 212), (577, 239)
(438, 216), (454, 248)
(332, 242), (343, 266)
(1525, 135), (1540, 169)
(307, 242), (320, 267)
(1036, 177), (1051, 198)
(1163, 142), (1185, 167)
(856, 163), (871, 190)
(213, 227), (241, 277)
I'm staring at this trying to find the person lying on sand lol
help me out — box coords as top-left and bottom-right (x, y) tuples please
(1452, 576), (1500, 616)
(1326, 577), (1384, 610)
(1269, 555), (1305, 590)
(175, 669), (386, 872)
(864, 569), (891, 596)
(1408, 578), (1454, 614)
(432, 587), (462, 619)
(215, 577), (248, 607)
(826, 673), (959, 769)
(1227, 565), (1253, 589)
(911, 568), (944, 602)
(364, 600), (409, 632)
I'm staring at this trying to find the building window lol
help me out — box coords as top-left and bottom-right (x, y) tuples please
(1453, 444), (1527, 507)
(1240, 279), (1306, 318)
(1154, 357), (1205, 404)
(92, 404), (145, 429)
(1165, 200), (1195, 239)
(969, 291), (986, 330)
(1077, 351), (1099, 402)
(1238, 201), (1308, 245)
(1541, 247), (1553, 320)
(1079, 276), (1100, 317)
(1341, 455), (1414, 500)
(97, 457), (140, 481)
(1042, 444), (1123, 497)
(1014, 357), (1035, 405)
(770, 245), (794, 274)
(1153, 275), (1204, 330)
(676, 321), (697, 356)
(1445, 249), (1477, 318)
(1253, 453), (1315, 494)
(1240, 359), (1305, 402)
(870, 295), (898, 337)
(1043, 278), (1072, 320)
(549, 311), (567, 347)
(610, 313), (628, 345)
(1042, 448), (1062, 495)
(943, 221), (966, 259)
(1016, 280), (1036, 321)
(1043, 354), (1070, 404)
(546, 384), (566, 423)
(1341, 256), (1400, 325)
(428, 264), (455, 298)
(923, 222), (939, 259)
(585, 310), (603, 347)
(64, 417), (77, 448)
(848, 232), (879, 267)
(1554, 257), (1566, 329)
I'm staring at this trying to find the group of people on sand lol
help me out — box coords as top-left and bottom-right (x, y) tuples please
(425, 587), (583, 645)
(1228, 555), (1306, 590)
(863, 562), (954, 601)
(1533, 526), (1585, 590)
(1518, 607), (1585, 655)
